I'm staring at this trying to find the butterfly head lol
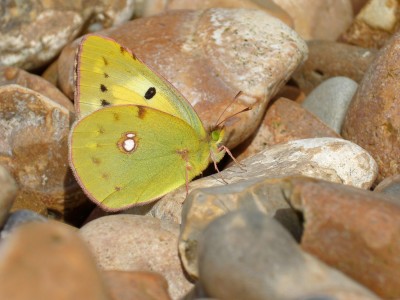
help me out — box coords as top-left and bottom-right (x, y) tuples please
(211, 126), (224, 145)
(208, 126), (225, 164)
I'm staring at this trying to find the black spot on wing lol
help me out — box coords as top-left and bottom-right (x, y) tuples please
(100, 84), (108, 92)
(102, 56), (108, 66)
(101, 99), (110, 107)
(104, 72), (109, 78)
(144, 87), (156, 100)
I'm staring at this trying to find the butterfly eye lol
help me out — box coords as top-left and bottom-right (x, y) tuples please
(211, 130), (220, 142)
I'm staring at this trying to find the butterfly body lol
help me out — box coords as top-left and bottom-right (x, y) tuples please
(69, 35), (226, 211)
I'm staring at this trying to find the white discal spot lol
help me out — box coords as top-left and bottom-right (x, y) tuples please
(123, 139), (135, 152)
(120, 132), (136, 153)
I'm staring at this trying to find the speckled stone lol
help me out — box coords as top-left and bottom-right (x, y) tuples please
(342, 30), (400, 182)
(80, 214), (192, 299)
(290, 177), (400, 298)
(0, 84), (88, 222)
(340, 0), (400, 49)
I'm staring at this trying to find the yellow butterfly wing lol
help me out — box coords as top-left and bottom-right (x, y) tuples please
(69, 105), (214, 211)
(75, 34), (206, 137)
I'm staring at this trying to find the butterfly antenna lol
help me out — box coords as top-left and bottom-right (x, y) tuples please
(214, 91), (242, 127)
(214, 91), (252, 128)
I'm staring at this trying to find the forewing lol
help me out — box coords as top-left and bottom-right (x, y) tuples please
(75, 35), (205, 136)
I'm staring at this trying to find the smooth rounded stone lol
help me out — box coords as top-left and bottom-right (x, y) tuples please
(103, 270), (171, 300)
(59, 8), (307, 148)
(289, 177), (400, 299)
(342, 30), (400, 182)
(235, 97), (340, 161)
(272, 0), (353, 41)
(129, 137), (378, 224)
(0, 2), (83, 70)
(0, 209), (47, 240)
(292, 40), (376, 94)
(0, 84), (88, 221)
(140, 0), (293, 27)
(198, 210), (379, 300)
(41, 60), (59, 88)
(374, 174), (400, 199)
(302, 77), (358, 133)
(0, 2), (136, 70)
(0, 165), (18, 227)
(80, 214), (192, 300)
(179, 177), (303, 279)
(340, 0), (400, 49)
(0, 66), (74, 111)
(0, 221), (110, 300)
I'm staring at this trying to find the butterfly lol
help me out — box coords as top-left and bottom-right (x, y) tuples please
(68, 35), (227, 211)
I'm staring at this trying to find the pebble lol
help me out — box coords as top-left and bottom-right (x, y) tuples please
(198, 209), (379, 299)
(179, 176), (303, 278)
(289, 177), (400, 299)
(271, 0), (353, 41)
(80, 214), (192, 299)
(302, 77), (358, 133)
(0, 66), (74, 111)
(0, 84), (87, 222)
(342, 29), (400, 182)
(0, 221), (111, 300)
(340, 0), (400, 49)
(0, 1), (136, 70)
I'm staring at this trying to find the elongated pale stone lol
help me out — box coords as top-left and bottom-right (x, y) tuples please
(135, 137), (377, 224)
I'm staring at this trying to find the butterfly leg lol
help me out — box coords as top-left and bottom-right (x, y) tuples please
(218, 145), (245, 170)
(210, 151), (228, 184)
(184, 164), (190, 196)
(178, 149), (191, 197)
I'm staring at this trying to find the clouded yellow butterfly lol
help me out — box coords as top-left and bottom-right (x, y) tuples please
(69, 35), (226, 211)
